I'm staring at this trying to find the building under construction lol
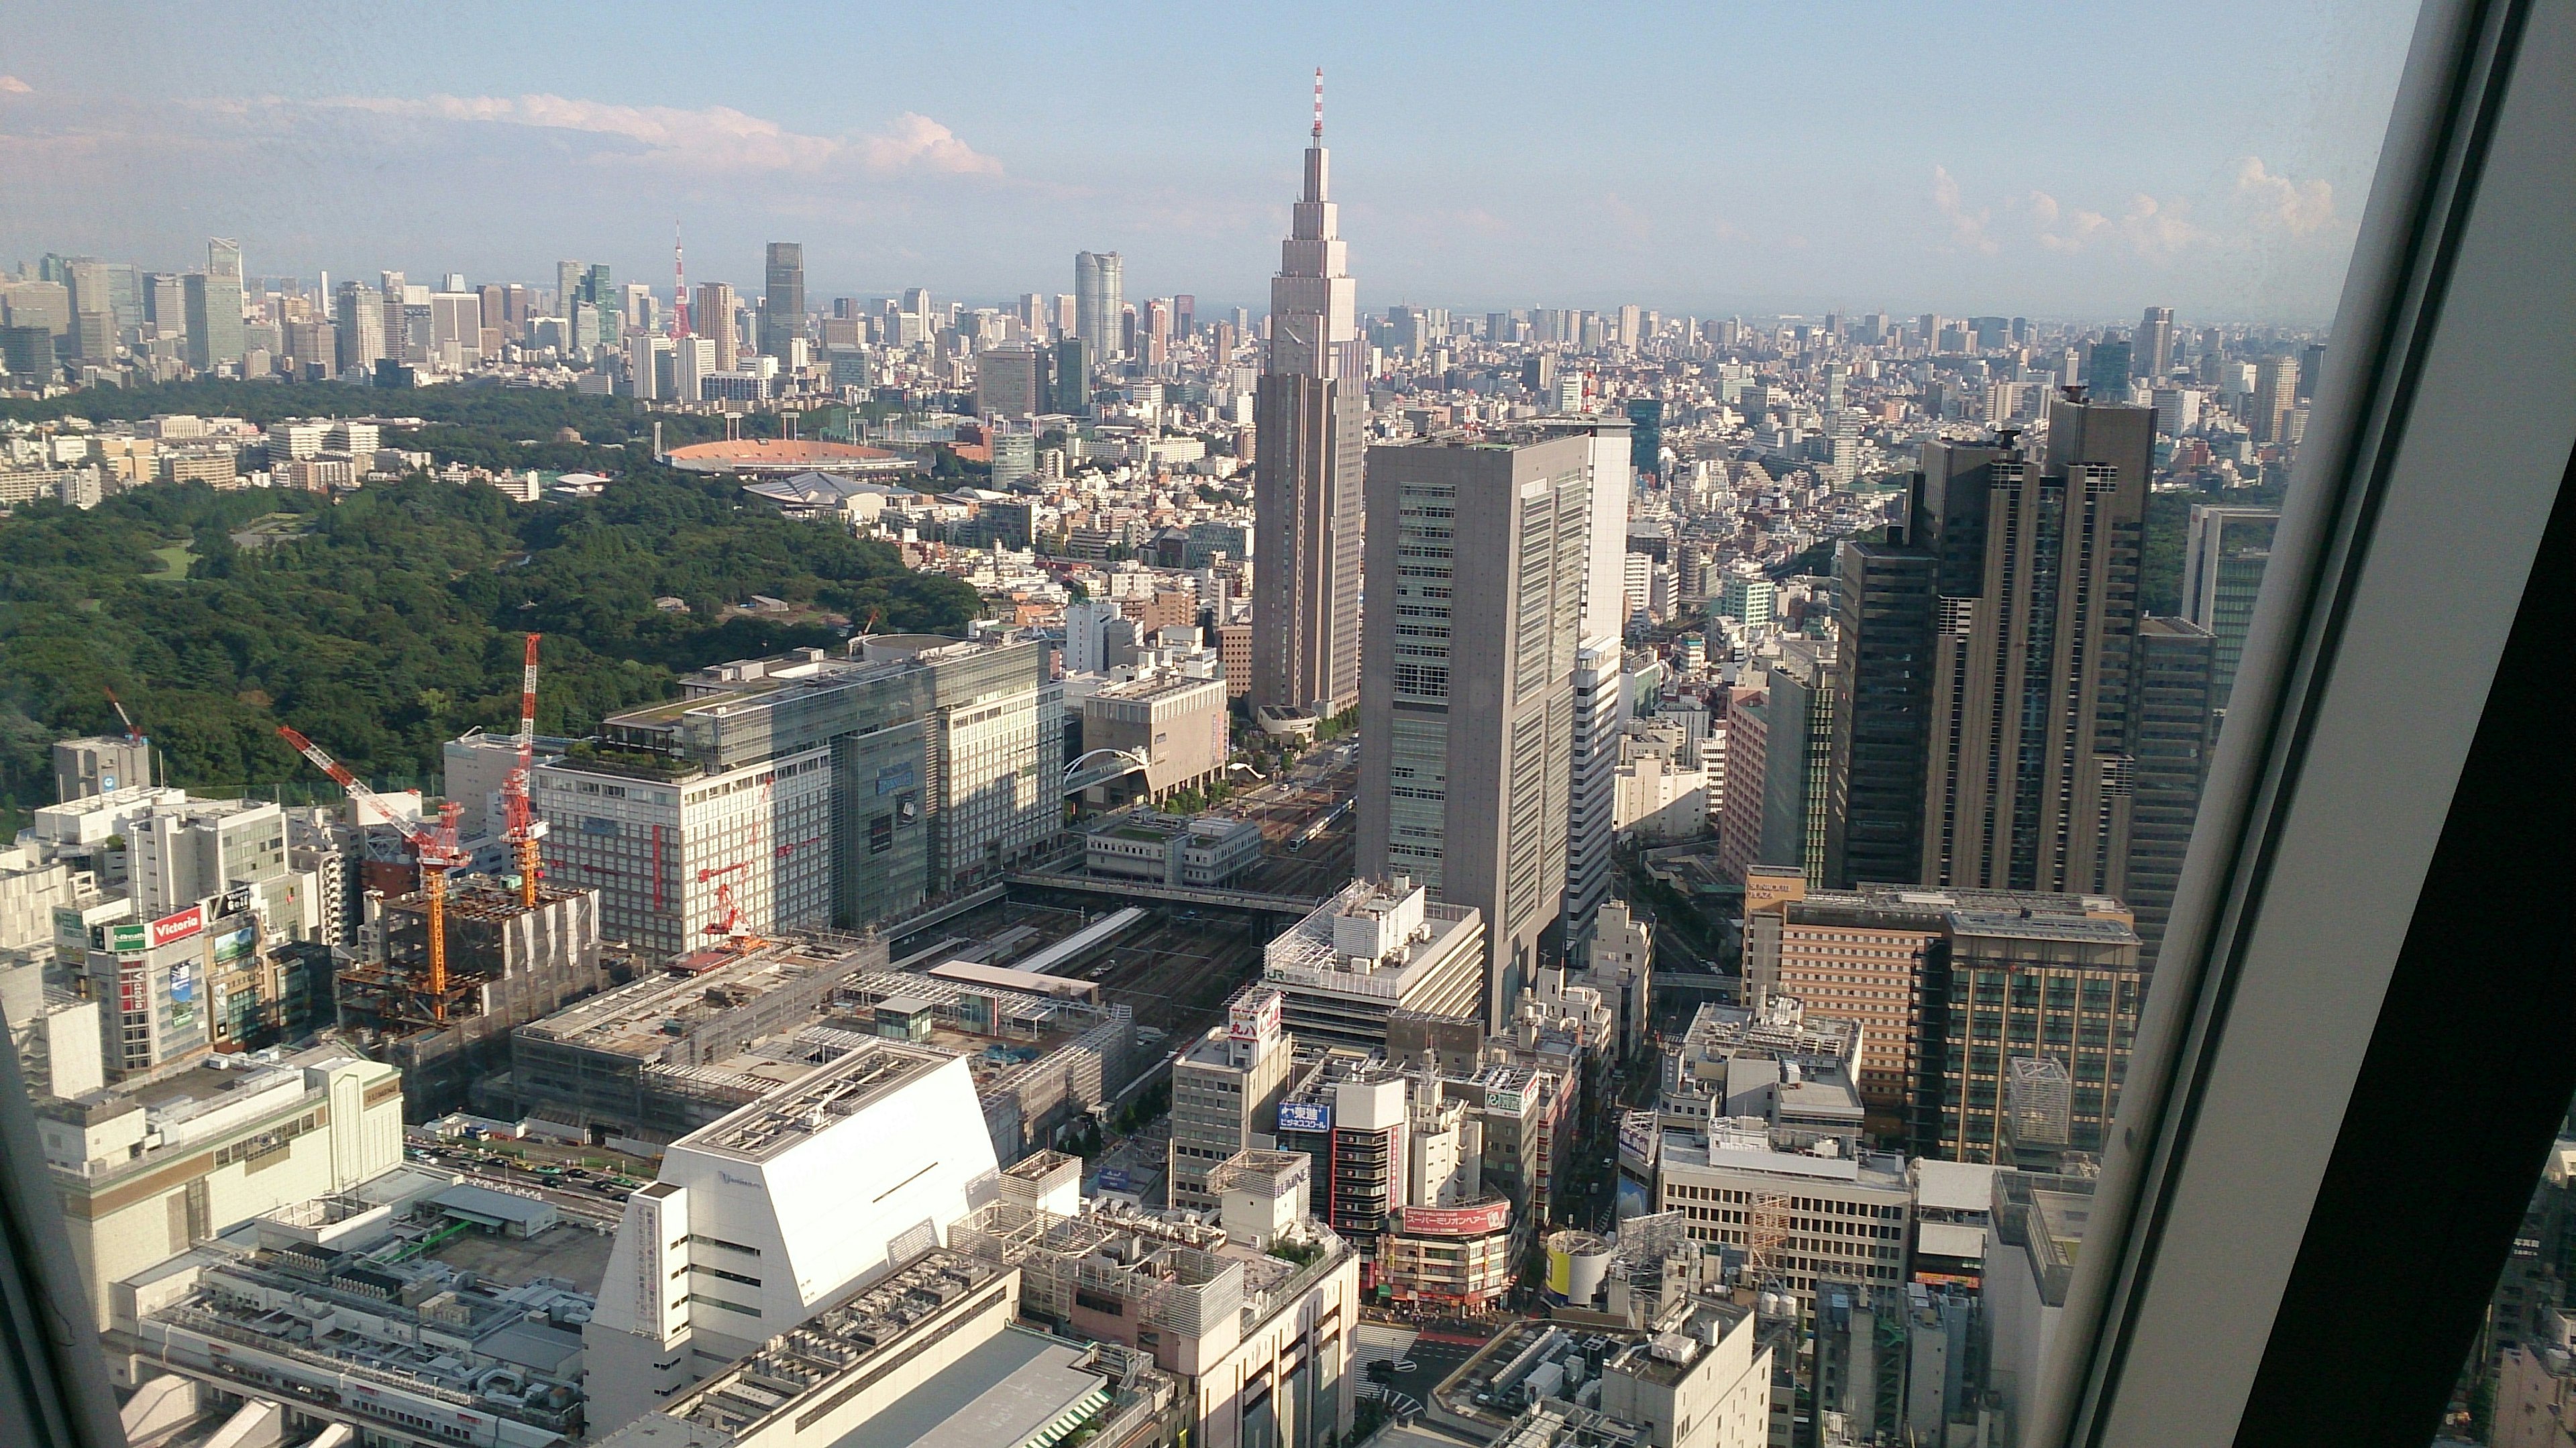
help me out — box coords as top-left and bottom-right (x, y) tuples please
(340, 879), (611, 1119)
(506, 932), (886, 1144)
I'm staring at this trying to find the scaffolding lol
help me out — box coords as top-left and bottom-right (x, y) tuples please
(1743, 1187), (1795, 1288)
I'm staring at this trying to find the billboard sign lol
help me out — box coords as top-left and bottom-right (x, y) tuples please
(1398, 1201), (1511, 1237)
(107, 921), (150, 955)
(1096, 1168), (1132, 1191)
(212, 926), (258, 964)
(1276, 1101), (1332, 1134)
(150, 905), (205, 950)
(1228, 989), (1283, 1043)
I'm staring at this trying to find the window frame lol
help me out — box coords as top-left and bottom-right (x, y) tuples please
(2034, 0), (2576, 1443)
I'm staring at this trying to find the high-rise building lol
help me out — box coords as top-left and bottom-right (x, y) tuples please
(1827, 534), (1937, 889)
(1051, 335), (1091, 414)
(975, 345), (1043, 419)
(1250, 100), (1364, 718)
(2181, 504), (2279, 712)
(758, 241), (805, 359)
(2138, 306), (2176, 382)
(1757, 636), (1837, 888)
(1074, 250), (1122, 364)
(555, 260), (584, 315)
(1741, 871), (2141, 1154)
(696, 281), (738, 370)
(2124, 618), (2216, 962)
(2251, 353), (2302, 443)
(1625, 396), (1664, 477)
(1562, 419), (1635, 944)
(182, 239), (244, 373)
(2082, 335), (2133, 398)
(1358, 427), (1592, 1025)
(1915, 394), (2155, 897)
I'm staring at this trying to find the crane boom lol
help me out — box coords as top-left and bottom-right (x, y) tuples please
(278, 724), (466, 1021)
(276, 726), (451, 856)
(104, 686), (142, 744)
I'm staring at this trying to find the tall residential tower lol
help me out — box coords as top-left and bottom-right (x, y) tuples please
(1251, 72), (1365, 718)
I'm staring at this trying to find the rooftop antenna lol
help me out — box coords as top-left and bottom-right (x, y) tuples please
(673, 220), (690, 339)
(1312, 67), (1324, 140)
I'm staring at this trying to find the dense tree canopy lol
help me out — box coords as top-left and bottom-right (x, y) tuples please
(0, 386), (979, 822)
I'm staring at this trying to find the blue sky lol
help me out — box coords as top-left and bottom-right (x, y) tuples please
(0, 1), (2418, 321)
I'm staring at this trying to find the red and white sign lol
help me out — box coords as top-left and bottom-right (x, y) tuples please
(1397, 1201), (1512, 1237)
(1228, 989), (1283, 1042)
(150, 904), (205, 950)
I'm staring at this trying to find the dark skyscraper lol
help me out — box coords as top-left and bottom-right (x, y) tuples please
(2124, 617), (2217, 962)
(1052, 336), (1091, 415)
(1827, 532), (1937, 888)
(1919, 392), (2154, 897)
(1251, 74), (1364, 718)
(1625, 397), (1664, 478)
(2083, 335), (2133, 398)
(759, 242), (806, 359)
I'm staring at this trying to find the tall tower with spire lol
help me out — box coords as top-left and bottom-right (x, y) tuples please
(1252, 70), (1366, 717)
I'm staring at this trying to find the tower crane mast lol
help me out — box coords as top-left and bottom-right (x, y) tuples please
(504, 634), (549, 908)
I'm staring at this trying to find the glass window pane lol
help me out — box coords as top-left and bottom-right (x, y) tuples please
(0, 5), (2428, 1447)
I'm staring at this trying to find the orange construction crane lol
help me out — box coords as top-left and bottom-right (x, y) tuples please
(503, 633), (549, 908)
(278, 726), (470, 1021)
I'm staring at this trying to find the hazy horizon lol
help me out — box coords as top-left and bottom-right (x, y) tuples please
(0, 1), (2417, 325)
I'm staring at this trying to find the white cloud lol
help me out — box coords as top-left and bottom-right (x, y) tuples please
(2036, 192), (2208, 257)
(1933, 165), (1997, 256)
(312, 93), (1001, 177)
(2235, 156), (2334, 234)
(0, 75), (32, 95)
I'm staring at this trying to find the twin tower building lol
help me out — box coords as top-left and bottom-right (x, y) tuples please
(1248, 91), (1637, 1025)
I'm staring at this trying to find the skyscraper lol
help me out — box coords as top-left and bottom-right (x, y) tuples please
(2083, 334), (2133, 398)
(696, 282), (738, 371)
(1560, 416), (1636, 945)
(759, 241), (806, 359)
(1250, 81), (1364, 718)
(1074, 251), (1123, 365)
(2181, 504), (2279, 713)
(1357, 426), (1591, 1028)
(1918, 392), (2154, 896)
(2124, 618), (2216, 962)
(2138, 305), (2176, 382)
(1827, 533), (1936, 888)
(2251, 354), (2301, 443)
(182, 237), (244, 373)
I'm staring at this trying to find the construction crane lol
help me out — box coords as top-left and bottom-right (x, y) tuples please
(103, 685), (143, 745)
(103, 685), (152, 788)
(277, 726), (470, 1021)
(502, 633), (549, 908)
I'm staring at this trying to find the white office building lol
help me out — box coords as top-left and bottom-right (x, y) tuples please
(584, 1041), (1004, 1437)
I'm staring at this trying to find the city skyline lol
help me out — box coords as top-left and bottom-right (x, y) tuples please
(0, 1), (2414, 320)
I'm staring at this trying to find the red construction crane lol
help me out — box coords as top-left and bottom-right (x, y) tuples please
(277, 725), (470, 1021)
(103, 685), (143, 746)
(503, 634), (549, 909)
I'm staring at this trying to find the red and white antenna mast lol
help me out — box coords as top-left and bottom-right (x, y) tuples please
(672, 220), (690, 339)
(1313, 67), (1324, 140)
